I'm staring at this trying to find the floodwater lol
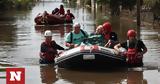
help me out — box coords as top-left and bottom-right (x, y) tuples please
(0, 0), (160, 84)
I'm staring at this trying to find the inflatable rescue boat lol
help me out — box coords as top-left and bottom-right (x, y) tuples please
(55, 45), (127, 69)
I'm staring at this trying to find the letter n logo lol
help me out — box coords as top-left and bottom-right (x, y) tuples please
(6, 68), (25, 84)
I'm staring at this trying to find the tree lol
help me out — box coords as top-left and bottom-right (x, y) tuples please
(0, 0), (35, 10)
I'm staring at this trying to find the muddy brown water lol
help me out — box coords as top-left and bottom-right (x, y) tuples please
(0, 0), (160, 84)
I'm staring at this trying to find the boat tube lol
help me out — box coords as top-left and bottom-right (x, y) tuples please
(55, 45), (127, 69)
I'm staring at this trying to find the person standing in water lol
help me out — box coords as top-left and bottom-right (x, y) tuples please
(114, 29), (147, 66)
(64, 9), (75, 23)
(40, 30), (64, 64)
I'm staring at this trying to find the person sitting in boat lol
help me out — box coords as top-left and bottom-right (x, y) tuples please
(114, 29), (147, 66)
(90, 25), (103, 35)
(42, 11), (49, 17)
(58, 4), (65, 16)
(64, 9), (75, 23)
(52, 8), (59, 15)
(40, 11), (50, 24)
(35, 13), (43, 25)
(65, 22), (88, 48)
(40, 30), (64, 64)
(102, 22), (118, 48)
(34, 11), (49, 25)
(87, 25), (106, 46)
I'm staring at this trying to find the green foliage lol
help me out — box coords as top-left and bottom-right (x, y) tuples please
(143, 0), (160, 7)
(0, 68), (6, 72)
(143, 0), (160, 15)
(152, 1), (160, 15)
(96, 15), (110, 25)
(96, 0), (110, 4)
(84, 0), (91, 5)
(0, 0), (35, 10)
(121, 0), (137, 11)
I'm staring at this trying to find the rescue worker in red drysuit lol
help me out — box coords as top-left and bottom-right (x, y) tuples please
(114, 29), (147, 67)
(102, 22), (118, 48)
(64, 9), (75, 23)
(58, 4), (65, 15)
(40, 30), (64, 64)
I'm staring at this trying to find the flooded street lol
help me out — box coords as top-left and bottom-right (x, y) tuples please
(0, 0), (160, 84)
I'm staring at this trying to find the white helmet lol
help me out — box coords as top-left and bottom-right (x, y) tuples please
(44, 30), (52, 36)
(73, 22), (80, 28)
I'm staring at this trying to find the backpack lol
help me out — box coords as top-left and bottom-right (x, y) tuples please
(69, 29), (87, 43)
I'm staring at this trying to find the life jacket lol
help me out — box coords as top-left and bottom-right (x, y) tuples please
(104, 32), (118, 41)
(104, 32), (118, 48)
(66, 14), (71, 21)
(40, 41), (58, 63)
(126, 40), (142, 65)
(59, 8), (65, 15)
(104, 34), (110, 40)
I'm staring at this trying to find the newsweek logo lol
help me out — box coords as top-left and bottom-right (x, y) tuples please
(6, 68), (25, 84)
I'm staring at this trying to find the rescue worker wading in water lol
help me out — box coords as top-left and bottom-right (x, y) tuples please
(114, 29), (147, 67)
(64, 9), (75, 23)
(40, 30), (64, 64)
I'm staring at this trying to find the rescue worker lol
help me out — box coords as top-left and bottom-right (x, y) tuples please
(65, 22), (88, 48)
(40, 30), (64, 64)
(114, 29), (147, 66)
(64, 9), (75, 23)
(102, 22), (118, 48)
(58, 4), (65, 15)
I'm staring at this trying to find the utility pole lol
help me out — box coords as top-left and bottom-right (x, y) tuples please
(137, 0), (141, 39)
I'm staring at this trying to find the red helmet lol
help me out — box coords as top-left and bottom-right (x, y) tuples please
(127, 29), (136, 37)
(102, 22), (112, 32)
